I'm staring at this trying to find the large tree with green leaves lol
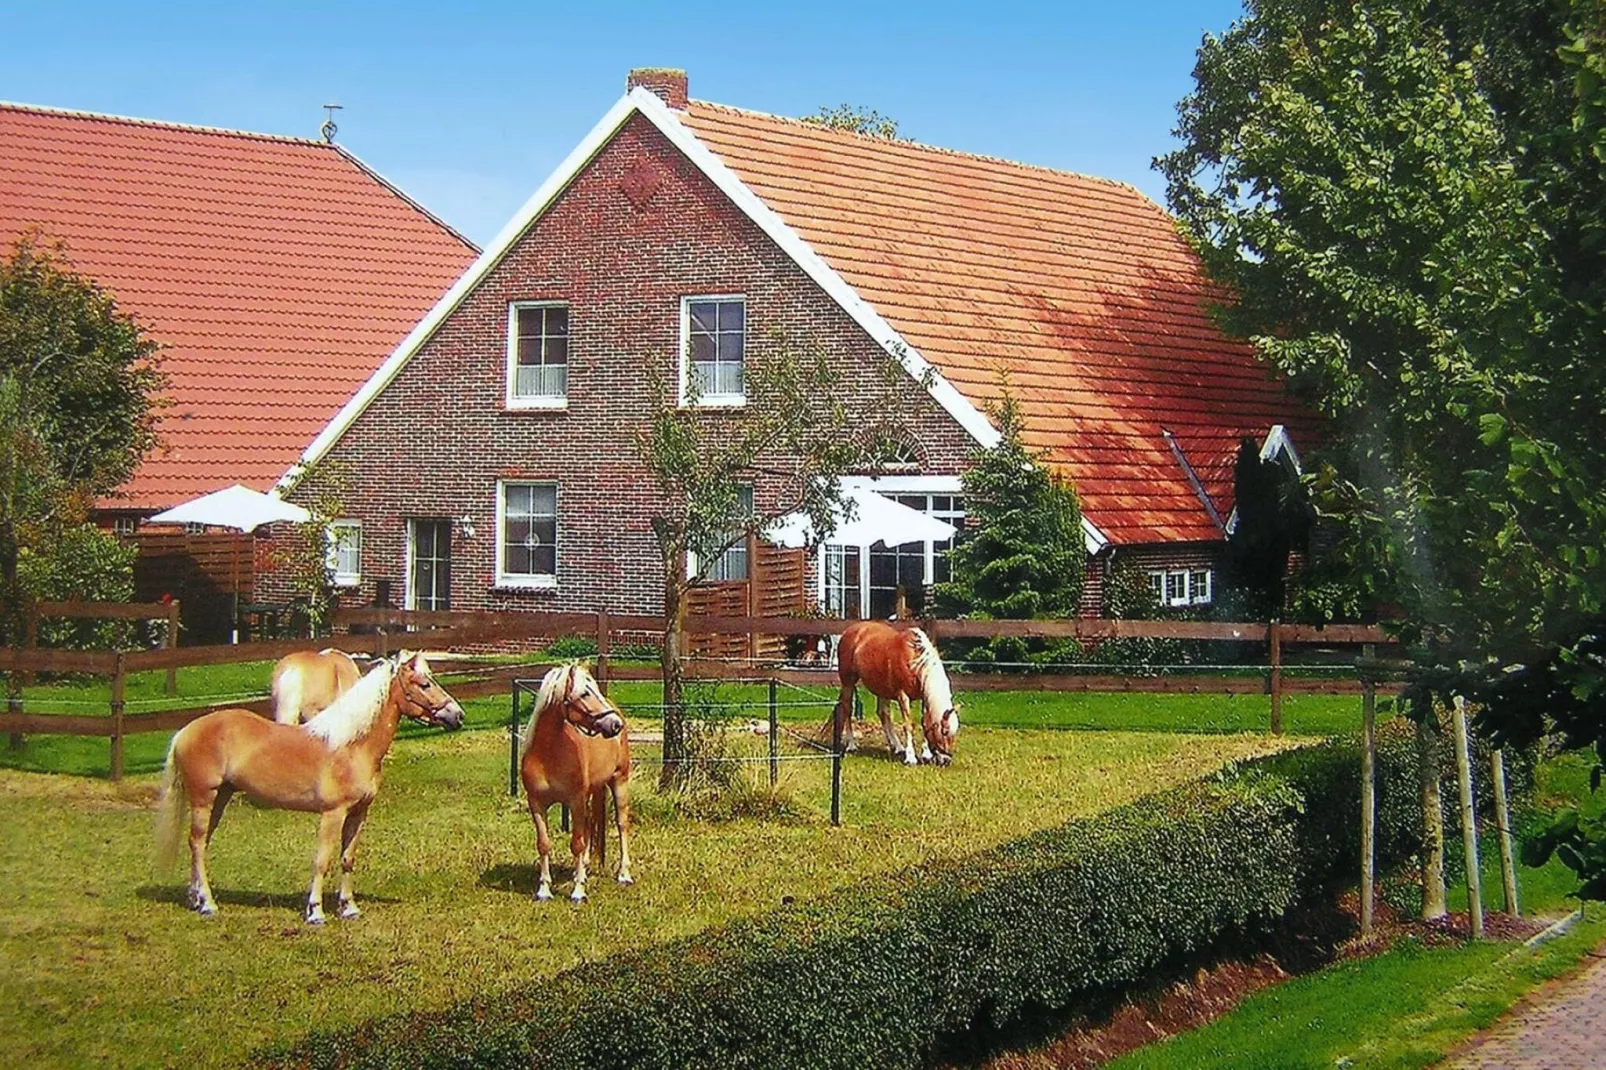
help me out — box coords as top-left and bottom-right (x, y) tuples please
(634, 339), (915, 788)
(0, 235), (162, 641)
(1160, 0), (1606, 895)
(934, 393), (1085, 669)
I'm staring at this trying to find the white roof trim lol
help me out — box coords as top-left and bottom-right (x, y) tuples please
(1259, 424), (1302, 473)
(1082, 515), (1109, 555)
(280, 87), (997, 489)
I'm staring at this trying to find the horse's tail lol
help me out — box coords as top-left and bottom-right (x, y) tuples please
(269, 662), (298, 724)
(590, 788), (609, 871)
(153, 734), (188, 872)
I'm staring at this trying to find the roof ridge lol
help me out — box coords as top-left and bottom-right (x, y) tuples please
(685, 98), (1152, 201)
(0, 100), (329, 148)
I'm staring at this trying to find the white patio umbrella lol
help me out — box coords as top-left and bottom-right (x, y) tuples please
(149, 484), (312, 642)
(766, 485), (956, 549)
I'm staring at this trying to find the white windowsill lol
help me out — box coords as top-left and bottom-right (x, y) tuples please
(493, 576), (558, 591)
(332, 576), (361, 588)
(505, 395), (568, 411)
(680, 394), (746, 409)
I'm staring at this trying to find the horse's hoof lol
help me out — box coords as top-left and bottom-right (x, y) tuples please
(337, 900), (361, 920)
(570, 888), (587, 903)
(196, 903), (217, 918)
(535, 886), (553, 902)
(617, 874), (635, 886)
(305, 909), (326, 926)
(903, 752), (919, 767)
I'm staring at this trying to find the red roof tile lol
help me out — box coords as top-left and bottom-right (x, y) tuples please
(679, 102), (1316, 545)
(0, 103), (477, 510)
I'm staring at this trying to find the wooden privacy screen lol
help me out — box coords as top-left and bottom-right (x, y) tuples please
(131, 531), (255, 644)
(685, 539), (807, 663)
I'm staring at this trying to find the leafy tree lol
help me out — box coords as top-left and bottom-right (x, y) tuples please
(1161, 0), (1606, 896)
(935, 393), (1085, 669)
(0, 235), (162, 641)
(273, 461), (351, 636)
(634, 339), (915, 788)
(800, 104), (902, 139)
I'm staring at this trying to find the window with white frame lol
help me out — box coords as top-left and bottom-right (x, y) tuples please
(508, 303), (569, 405)
(112, 516), (138, 537)
(682, 296), (745, 404)
(326, 520), (362, 587)
(692, 484), (754, 582)
(1148, 567), (1212, 607)
(497, 482), (558, 586)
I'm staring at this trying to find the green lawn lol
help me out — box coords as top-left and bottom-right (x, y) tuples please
(0, 714), (1288, 1068)
(1, 660), (1368, 778)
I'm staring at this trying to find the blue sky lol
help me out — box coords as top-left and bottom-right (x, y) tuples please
(5, 1), (1247, 247)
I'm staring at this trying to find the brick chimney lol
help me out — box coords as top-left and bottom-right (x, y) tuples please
(626, 67), (688, 110)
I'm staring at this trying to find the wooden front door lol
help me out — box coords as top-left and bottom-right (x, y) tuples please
(406, 519), (452, 611)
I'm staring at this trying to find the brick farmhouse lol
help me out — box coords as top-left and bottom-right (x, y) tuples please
(281, 69), (1314, 622)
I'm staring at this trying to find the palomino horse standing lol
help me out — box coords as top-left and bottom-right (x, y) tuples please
(519, 662), (633, 903)
(155, 653), (464, 922)
(835, 620), (960, 766)
(270, 648), (362, 724)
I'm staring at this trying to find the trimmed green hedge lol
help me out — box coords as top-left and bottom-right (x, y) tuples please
(254, 725), (1487, 1070)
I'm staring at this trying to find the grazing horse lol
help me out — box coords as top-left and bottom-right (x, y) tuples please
(519, 662), (632, 903)
(834, 620), (960, 766)
(270, 648), (362, 724)
(155, 653), (464, 922)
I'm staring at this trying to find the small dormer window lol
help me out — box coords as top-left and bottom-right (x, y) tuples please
(681, 296), (745, 405)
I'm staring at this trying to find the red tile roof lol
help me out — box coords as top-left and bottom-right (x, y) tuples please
(680, 102), (1316, 545)
(0, 103), (478, 510)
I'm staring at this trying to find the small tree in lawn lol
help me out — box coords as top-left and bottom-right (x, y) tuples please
(274, 461), (351, 637)
(935, 392), (1085, 669)
(634, 338), (915, 790)
(0, 234), (162, 644)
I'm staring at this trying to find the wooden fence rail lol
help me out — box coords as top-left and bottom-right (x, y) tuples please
(4, 605), (1396, 780)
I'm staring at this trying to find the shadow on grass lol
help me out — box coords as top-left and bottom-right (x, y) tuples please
(477, 861), (580, 896)
(136, 884), (402, 912)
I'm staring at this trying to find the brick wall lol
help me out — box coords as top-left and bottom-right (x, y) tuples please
(1080, 542), (1224, 617)
(277, 113), (975, 617)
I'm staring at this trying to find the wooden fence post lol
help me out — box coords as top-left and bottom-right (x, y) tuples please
(508, 680), (521, 797)
(22, 603), (38, 689)
(595, 610), (611, 696)
(109, 652), (126, 783)
(164, 600), (180, 696)
(830, 693), (843, 827)
(5, 667), (21, 750)
(1360, 643), (1377, 937)
(1451, 696), (1484, 939)
(1491, 749), (1519, 916)
(1268, 619), (1283, 735)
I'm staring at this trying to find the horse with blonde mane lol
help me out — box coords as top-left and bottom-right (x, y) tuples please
(270, 648), (362, 723)
(519, 662), (632, 903)
(155, 652), (464, 922)
(834, 620), (960, 766)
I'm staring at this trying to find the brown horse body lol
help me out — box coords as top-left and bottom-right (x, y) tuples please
(835, 620), (959, 766)
(156, 653), (464, 922)
(271, 648), (362, 724)
(519, 663), (633, 902)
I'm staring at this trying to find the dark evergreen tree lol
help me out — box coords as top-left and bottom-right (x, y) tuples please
(935, 394), (1085, 669)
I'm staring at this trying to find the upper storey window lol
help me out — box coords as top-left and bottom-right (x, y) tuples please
(681, 296), (745, 406)
(508, 303), (568, 407)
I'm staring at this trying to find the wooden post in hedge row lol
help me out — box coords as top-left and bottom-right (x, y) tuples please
(1359, 643), (1377, 936)
(1491, 749), (1519, 916)
(1268, 620), (1283, 735)
(1418, 709), (1448, 920)
(1451, 696), (1484, 939)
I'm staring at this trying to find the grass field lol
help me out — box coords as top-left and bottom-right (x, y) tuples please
(0, 659), (1369, 778)
(0, 679), (1301, 1069)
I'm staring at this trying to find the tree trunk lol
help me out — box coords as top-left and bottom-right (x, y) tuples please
(1417, 711), (1448, 919)
(659, 563), (690, 792)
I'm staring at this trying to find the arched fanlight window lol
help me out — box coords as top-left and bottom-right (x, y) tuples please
(877, 435), (922, 471)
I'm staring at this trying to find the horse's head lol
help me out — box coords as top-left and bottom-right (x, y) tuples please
(393, 652), (465, 730)
(922, 703), (960, 767)
(541, 662), (624, 739)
